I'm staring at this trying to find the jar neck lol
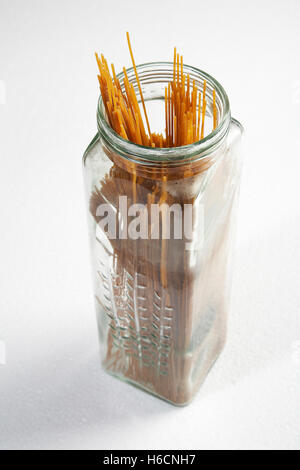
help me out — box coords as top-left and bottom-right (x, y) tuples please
(97, 62), (231, 169)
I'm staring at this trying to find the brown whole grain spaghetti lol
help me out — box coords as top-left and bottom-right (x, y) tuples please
(84, 33), (242, 405)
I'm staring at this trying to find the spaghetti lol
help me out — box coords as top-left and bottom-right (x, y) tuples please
(95, 33), (218, 148)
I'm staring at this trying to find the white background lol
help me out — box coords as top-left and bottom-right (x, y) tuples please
(0, 0), (300, 450)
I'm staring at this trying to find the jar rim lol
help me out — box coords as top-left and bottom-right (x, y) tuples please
(97, 62), (231, 164)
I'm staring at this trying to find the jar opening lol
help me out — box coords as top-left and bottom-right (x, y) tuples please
(97, 62), (231, 165)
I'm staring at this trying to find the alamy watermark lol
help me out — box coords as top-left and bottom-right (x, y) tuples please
(292, 80), (300, 105)
(291, 340), (300, 366)
(0, 80), (6, 105)
(95, 195), (203, 251)
(0, 340), (6, 365)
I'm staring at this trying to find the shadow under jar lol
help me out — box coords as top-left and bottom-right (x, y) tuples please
(83, 62), (243, 405)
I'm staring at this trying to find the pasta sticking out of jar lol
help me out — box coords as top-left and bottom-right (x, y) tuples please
(95, 33), (217, 148)
(83, 33), (243, 405)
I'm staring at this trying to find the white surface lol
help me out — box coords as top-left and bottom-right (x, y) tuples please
(0, 0), (300, 450)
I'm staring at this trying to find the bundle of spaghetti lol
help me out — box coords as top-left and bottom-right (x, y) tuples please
(91, 34), (223, 404)
(95, 33), (218, 149)
(90, 161), (196, 402)
(90, 152), (228, 403)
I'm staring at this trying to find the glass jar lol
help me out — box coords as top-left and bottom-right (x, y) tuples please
(83, 62), (243, 405)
